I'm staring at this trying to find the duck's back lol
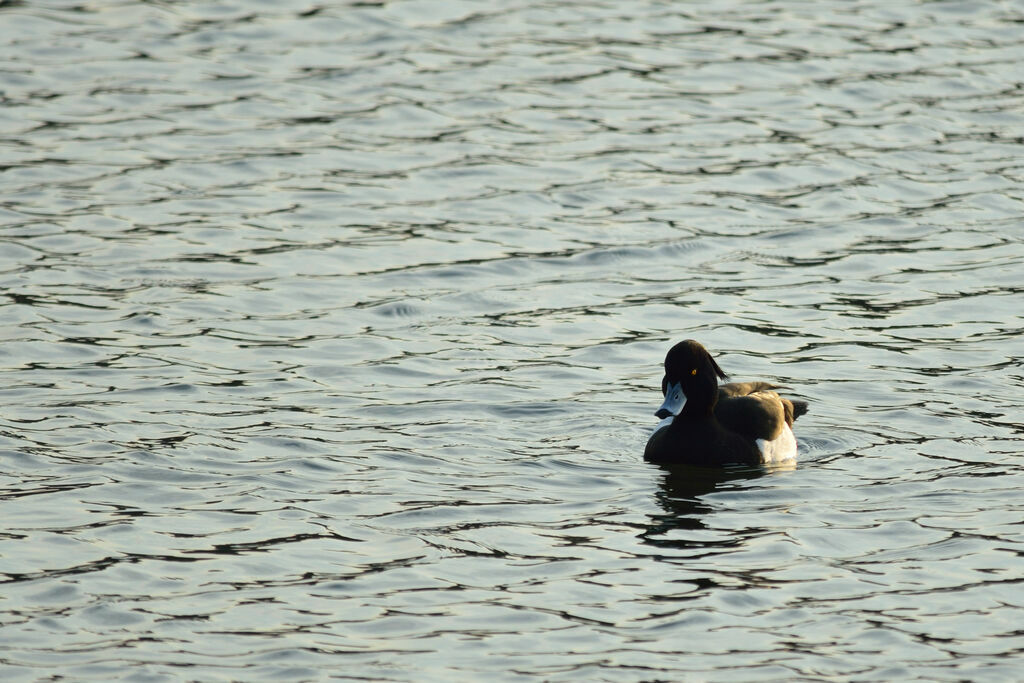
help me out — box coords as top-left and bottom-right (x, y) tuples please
(716, 382), (807, 438)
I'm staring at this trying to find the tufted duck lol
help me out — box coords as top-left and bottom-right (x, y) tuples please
(644, 340), (808, 466)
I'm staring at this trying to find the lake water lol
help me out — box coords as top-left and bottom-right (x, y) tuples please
(2, 0), (1023, 680)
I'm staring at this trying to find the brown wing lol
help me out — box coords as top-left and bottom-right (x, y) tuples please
(715, 389), (787, 441)
(717, 381), (779, 399)
(717, 382), (808, 433)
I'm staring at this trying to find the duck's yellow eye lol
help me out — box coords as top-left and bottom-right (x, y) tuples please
(691, 368), (697, 375)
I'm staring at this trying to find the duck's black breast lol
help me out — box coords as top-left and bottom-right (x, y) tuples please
(644, 415), (762, 467)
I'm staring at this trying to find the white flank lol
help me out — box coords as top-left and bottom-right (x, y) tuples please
(756, 424), (798, 464)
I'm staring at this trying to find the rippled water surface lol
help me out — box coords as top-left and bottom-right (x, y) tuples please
(2, 0), (1024, 680)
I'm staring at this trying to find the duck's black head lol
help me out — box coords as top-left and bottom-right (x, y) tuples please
(655, 339), (728, 419)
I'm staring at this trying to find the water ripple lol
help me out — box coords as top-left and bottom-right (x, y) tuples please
(2, 0), (1024, 680)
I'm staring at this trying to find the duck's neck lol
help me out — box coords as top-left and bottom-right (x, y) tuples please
(680, 377), (718, 418)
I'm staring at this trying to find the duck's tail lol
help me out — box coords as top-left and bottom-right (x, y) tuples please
(783, 399), (809, 426)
